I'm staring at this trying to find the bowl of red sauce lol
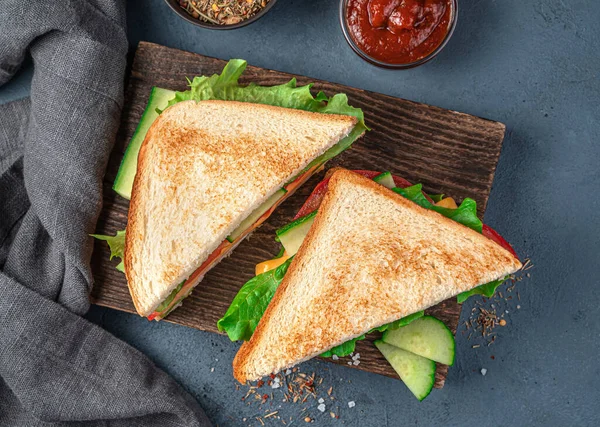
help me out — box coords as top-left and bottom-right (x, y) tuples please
(340, 0), (458, 69)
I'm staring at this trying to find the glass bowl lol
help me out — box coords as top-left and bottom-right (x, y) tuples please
(165, 0), (278, 30)
(339, 0), (458, 69)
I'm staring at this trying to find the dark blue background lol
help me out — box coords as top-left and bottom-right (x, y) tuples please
(1, 0), (598, 425)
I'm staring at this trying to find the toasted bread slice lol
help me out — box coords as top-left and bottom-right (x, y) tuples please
(233, 169), (522, 383)
(125, 100), (358, 317)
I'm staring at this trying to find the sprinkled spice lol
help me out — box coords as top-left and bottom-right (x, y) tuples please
(178, 0), (270, 26)
(237, 370), (344, 424)
(462, 258), (532, 347)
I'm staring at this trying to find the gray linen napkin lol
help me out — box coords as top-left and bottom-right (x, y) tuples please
(0, 1), (212, 426)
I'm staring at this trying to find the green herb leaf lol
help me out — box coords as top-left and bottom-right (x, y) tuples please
(91, 230), (126, 272)
(218, 257), (294, 342)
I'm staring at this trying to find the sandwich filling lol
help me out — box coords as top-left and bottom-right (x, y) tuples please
(146, 162), (325, 321)
(218, 170), (520, 357)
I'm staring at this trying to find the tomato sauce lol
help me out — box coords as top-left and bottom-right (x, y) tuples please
(346, 0), (453, 65)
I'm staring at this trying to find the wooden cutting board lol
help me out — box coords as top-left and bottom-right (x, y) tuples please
(91, 41), (506, 389)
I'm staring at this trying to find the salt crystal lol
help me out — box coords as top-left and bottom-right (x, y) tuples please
(318, 398), (324, 404)
(353, 360), (360, 366)
(271, 383), (280, 389)
(318, 403), (326, 412)
(210, 367), (214, 372)
(348, 361), (353, 365)
(348, 401), (356, 408)
(332, 355), (339, 361)
(481, 368), (487, 376)
(285, 369), (292, 375)
(517, 305), (521, 309)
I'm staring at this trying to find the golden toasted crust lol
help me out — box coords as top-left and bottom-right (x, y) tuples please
(124, 100), (358, 316)
(233, 169), (522, 383)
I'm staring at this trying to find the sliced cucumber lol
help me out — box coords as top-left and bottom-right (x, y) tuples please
(227, 189), (287, 242)
(113, 87), (176, 199)
(373, 171), (395, 189)
(375, 341), (435, 401)
(275, 211), (317, 256)
(382, 316), (455, 366)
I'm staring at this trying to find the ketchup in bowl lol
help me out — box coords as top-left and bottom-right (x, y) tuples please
(342, 0), (456, 67)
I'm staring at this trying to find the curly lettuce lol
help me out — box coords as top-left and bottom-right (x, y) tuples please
(91, 230), (125, 272)
(161, 59), (367, 171)
(217, 257), (293, 341)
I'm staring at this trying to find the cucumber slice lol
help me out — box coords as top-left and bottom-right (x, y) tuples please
(373, 171), (395, 189)
(227, 189), (287, 242)
(113, 87), (176, 199)
(275, 211), (317, 256)
(375, 341), (435, 401)
(382, 316), (455, 366)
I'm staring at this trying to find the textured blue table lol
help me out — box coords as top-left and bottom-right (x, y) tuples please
(2, 1), (598, 425)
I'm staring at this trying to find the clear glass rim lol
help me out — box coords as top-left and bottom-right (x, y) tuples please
(339, 0), (459, 69)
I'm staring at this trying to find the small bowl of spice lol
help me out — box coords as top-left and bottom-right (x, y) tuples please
(340, 0), (458, 69)
(166, 0), (277, 29)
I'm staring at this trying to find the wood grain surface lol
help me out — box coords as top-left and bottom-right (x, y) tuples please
(91, 41), (506, 389)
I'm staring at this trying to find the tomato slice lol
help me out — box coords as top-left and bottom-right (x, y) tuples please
(294, 170), (417, 219)
(293, 178), (329, 220)
(147, 240), (232, 320)
(482, 224), (519, 259)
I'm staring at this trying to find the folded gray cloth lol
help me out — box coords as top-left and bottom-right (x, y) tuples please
(0, 1), (211, 426)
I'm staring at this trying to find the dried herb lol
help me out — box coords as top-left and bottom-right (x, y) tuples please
(179, 0), (270, 26)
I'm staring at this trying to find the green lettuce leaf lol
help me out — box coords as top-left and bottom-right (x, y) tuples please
(456, 276), (510, 303)
(91, 230), (126, 272)
(320, 335), (365, 358)
(429, 194), (445, 203)
(370, 311), (425, 333)
(218, 257), (294, 341)
(161, 59), (367, 170)
(321, 311), (425, 358)
(393, 184), (482, 233)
